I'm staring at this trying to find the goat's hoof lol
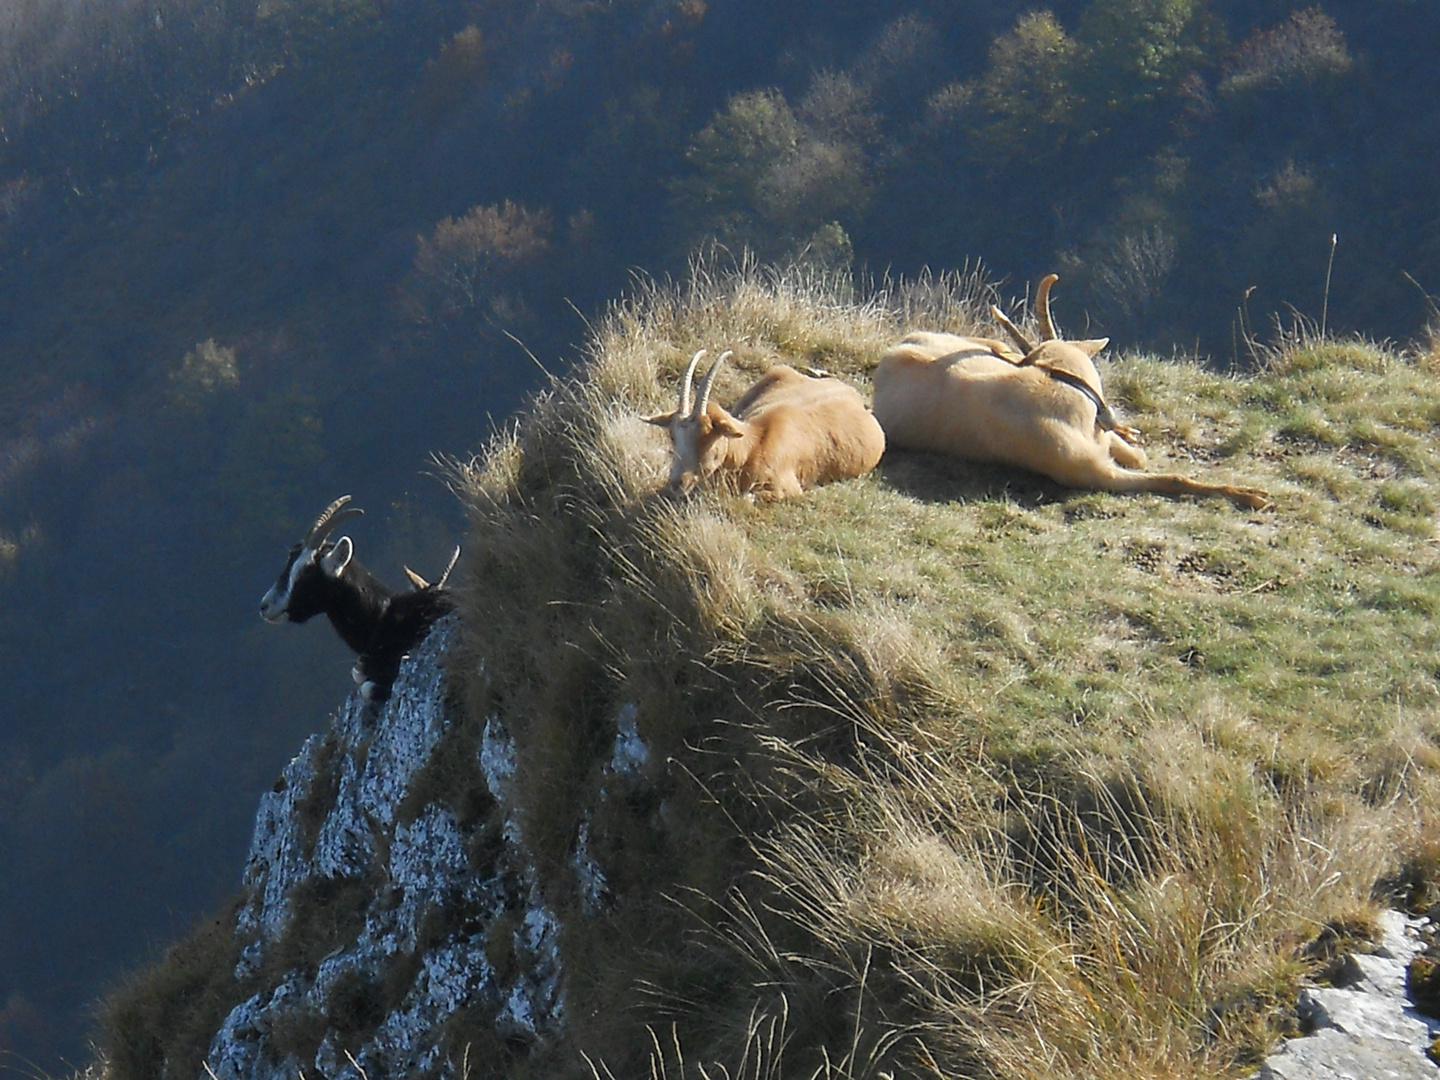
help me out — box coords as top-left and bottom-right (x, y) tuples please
(1237, 488), (1273, 511)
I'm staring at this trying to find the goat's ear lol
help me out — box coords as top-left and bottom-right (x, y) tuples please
(404, 567), (429, 589)
(321, 536), (354, 578)
(1074, 338), (1110, 357)
(644, 410), (677, 427)
(712, 412), (746, 439)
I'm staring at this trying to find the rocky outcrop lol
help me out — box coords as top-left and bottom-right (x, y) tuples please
(193, 609), (1440, 1080)
(1255, 910), (1440, 1080)
(200, 616), (645, 1079)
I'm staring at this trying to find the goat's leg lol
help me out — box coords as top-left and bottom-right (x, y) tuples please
(1110, 421), (1144, 446)
(1104, 431), (1148, 470)
(1097, 464), (1272, 510)
(1043, 436), (1270, 510)
(751, 471), (805, 501)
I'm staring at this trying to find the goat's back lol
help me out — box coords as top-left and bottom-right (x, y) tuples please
(730, 365), (885, 492)
(873, 341), (1100, 469)
(891, 332), (1019, 364)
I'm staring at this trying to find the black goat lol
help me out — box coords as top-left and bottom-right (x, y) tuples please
(260, 495), (459, 703)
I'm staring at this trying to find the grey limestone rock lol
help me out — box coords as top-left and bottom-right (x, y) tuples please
(202, 616), (630, 1080)
(1256, 910), (1440, 1080)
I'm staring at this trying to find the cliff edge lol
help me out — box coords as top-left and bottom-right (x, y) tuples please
(100, 265), (1440, 1080)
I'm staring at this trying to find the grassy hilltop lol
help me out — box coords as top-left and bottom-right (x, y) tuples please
(100, 261), (1440, 1079)
(444, 261), (1440, 1079)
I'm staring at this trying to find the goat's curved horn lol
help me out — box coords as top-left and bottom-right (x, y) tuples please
(305, 495), (365, 548)
(991, 306), (1036, 355)
(695, 350), (730, 416)
(679, 349), (706, 415)
(1036, 273), (1060, 342)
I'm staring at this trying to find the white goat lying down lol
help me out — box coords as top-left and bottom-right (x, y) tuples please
(647, 349), (886, 499)
(872, 275), (1271, 510)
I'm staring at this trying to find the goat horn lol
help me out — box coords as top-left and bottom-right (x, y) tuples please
(696, 350), (730, 417)
(1036, 273), (1060, 342)
(679, 349), (706, 415)
(436, 544), (461, 589)
(991, 305), (1036, 355)
(305, 495), (365, 548)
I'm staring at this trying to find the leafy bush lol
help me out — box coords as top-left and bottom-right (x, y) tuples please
(1219, 7), (1352, 97)
(671, 78), (877, 264)
(1075, 0), (1214, 110)
(963, 11), (1078, 165)
(403, 200), (554, 330)
(414, 24), (489, 120)
(167, 339), (240, 410)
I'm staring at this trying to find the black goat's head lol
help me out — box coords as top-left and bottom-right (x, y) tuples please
(259, 495), (366, 624)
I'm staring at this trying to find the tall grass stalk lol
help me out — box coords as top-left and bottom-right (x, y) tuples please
(1320, 232), (1337, 338)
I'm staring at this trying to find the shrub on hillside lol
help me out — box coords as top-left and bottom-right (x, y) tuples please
(1074, 0), (1214, 110)
(167, 339), (239, 411)
(961, 11), (1077, 166)
(1219, 6), (1352, 97)
(670, 79), (877, 265)
(403, 200), (554, 331)
(1086, 223), (1180, 332)
(414, 24), (489, 120)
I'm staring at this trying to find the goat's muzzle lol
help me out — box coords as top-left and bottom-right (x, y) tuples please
(259, 589), (289, 623)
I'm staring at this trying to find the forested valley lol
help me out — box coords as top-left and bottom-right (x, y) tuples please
(0, 0), (1435, 1069)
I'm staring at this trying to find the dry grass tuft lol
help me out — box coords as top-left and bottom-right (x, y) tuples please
(98, 900), (244, 1080)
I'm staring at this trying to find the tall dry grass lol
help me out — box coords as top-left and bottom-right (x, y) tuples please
(439, 255), (1440, 1079)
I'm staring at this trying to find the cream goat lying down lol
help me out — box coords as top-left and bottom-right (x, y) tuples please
(647, 349), (886, 499)
(871, 276), (1271, 510)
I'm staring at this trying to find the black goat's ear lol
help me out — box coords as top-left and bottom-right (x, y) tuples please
(321, 536), (354, 578)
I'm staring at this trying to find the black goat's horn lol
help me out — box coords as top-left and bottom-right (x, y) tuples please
(436, 545), (461, 589)
(305, 495), (365, 548)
